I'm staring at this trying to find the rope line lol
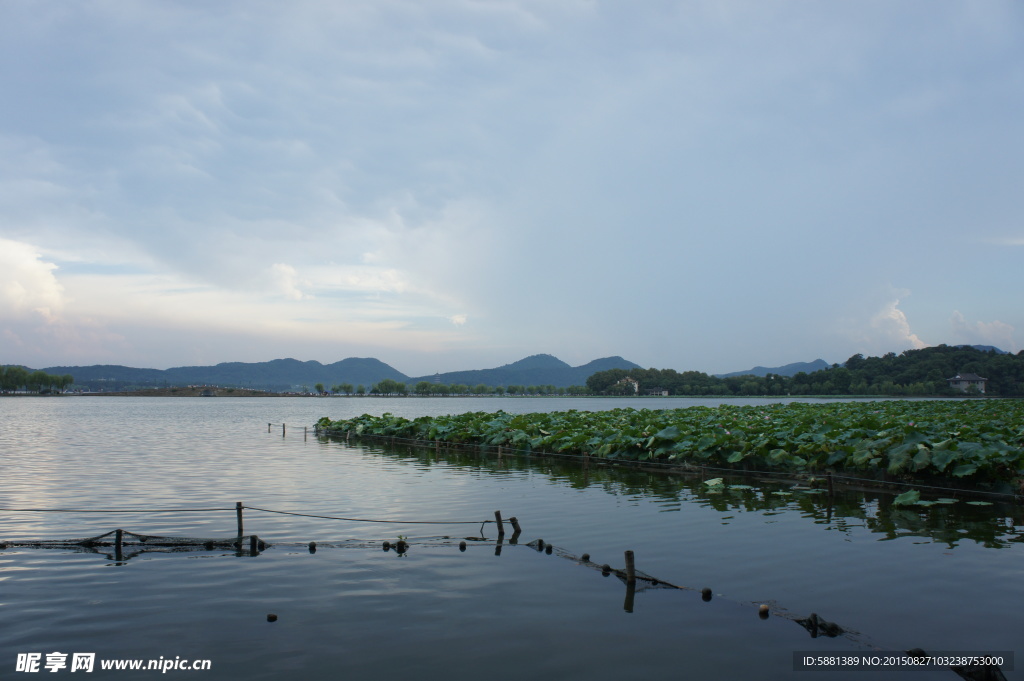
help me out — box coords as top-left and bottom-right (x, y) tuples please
(0, 507), (235, 513)
(0, 505), (495, 526)
(244, 506), (492, 525)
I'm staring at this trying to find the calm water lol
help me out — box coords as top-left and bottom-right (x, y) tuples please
(1, 396), (1020, 680)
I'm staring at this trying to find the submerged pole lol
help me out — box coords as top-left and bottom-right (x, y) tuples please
(494, 511), (505, 537)
(282, 423), (286, 436)
(623, 579), (636, 613)
(236, 501), (244, 538)
(114, 528), (123, 562)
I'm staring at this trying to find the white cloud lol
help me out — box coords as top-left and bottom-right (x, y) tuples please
(871, 298), (927, 350)
(269, 263), (310, 301)
(0, 238), (65, 321)
(950, 311), (1017, 353)
(449, 314), (467, 326)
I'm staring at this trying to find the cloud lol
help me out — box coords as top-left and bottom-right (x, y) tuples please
(269, 263), (310, 301)
(950, 311), (1017, 353)
(2, 2), (1021, 374)
(0, 238), (65, 321)
(871, 298), (927, 351)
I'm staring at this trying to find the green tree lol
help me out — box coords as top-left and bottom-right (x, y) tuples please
(372, 379), (407, 395)
(314, 382), (325, 394)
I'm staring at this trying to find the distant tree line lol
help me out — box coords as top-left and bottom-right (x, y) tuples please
(1, 366), (75, 394)
(313, 379), (590, 396)
(586, 346), (1024, 397)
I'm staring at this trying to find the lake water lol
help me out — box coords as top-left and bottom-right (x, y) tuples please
(1, 396), (1020, 680)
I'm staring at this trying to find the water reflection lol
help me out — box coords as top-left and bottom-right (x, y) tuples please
(324, 436), (1024, 549)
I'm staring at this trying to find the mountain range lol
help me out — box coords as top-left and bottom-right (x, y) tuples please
(715, 359), (832, 378)
(40, 354), (643, 392)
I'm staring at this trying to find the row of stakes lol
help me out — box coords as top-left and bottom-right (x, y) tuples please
(70, 505), (776, 626)
(255, 504), (777, 622)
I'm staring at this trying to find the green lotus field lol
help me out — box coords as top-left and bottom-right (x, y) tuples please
(317, 400), (1024, 484)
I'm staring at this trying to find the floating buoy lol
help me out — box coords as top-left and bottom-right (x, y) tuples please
(308, 542), (317, 554)
(267, 614), (278, 622)
(382, 541), (391, 551)
(759, 604), (770, 619)
(701, 588), (712, 602)
(459, 541), (467, 552)
(601, 564), (612, 576)
(545, 544), (552, 554)
(536, 539), (545, 550)
(395, 540), (408, 553)
(581, 553), (590, 562)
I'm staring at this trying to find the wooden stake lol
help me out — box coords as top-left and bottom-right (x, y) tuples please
(623, 579), (636, 613)
(494, 510), (505, 537)
(250, 535), (259, 556)
(624, 550), (636, 584)
(827, 471), (834, 497)
(267, 423), (271, 433)
(115, 528), (123, 561)
(282, 423), (286, 436)
(236, 501), (244, 538)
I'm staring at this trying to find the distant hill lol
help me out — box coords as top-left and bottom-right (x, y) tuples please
(40, 354), (642, 391)
(407, 354), (642, 388)
(43, 357), (407, 392)
(716, 359), (831, 378)
(957, 345), (1007, 354)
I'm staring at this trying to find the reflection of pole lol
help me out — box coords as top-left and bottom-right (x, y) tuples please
(495, 536), (503, 556)
(623, 579), (636, 613)
(114, 529), (123, 562)
(509, 516), (521, 544)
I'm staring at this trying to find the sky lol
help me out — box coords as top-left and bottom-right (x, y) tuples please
(1, 1), (1022, 376)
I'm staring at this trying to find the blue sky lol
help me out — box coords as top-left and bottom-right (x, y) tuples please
(1, 1), (1021, 376)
